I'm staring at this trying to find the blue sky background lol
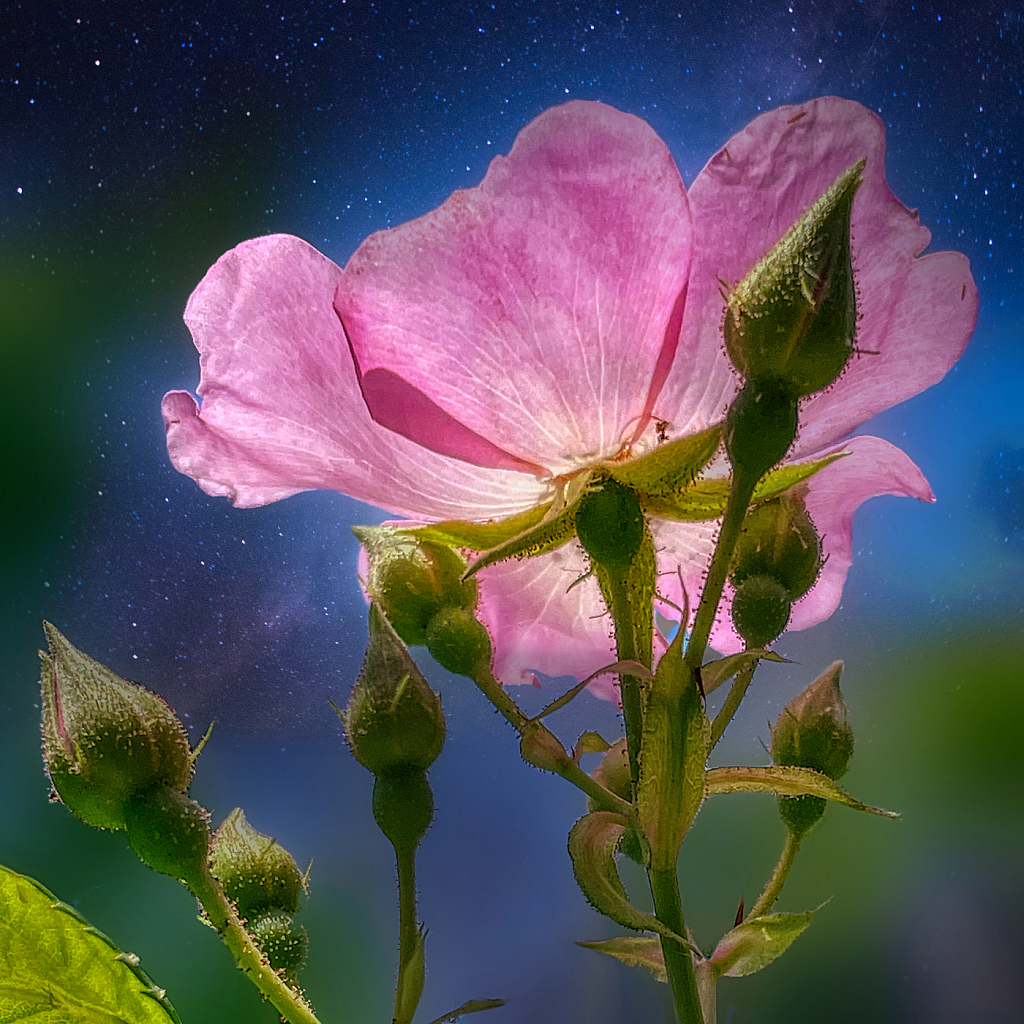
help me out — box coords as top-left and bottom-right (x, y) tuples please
(2, 3), (1022, 1022)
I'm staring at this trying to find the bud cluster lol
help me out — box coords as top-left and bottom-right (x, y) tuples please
(210, 809), (308, 985)
(39, 623), (210, 889)
(729, 494), (822, 649)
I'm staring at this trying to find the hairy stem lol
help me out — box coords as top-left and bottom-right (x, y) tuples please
(683, 468), (759, 676)
(469, 664), (634, 818)
(746, 832), (802, 921)
(709, 659), (758, 749)
(649, 867), (706, 1024)
(191, 870), (323, 1024)
(393, 845), (421, 1024)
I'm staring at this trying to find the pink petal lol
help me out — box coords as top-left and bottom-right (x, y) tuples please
(658, 96), (977, 455)
(336, 100), (693, 475)
(704, 434), (934, 654)
(163, 234), (546, 520)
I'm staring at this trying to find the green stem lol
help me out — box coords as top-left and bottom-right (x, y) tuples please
(709, 659), (757, 749)
(603, 570), (646, 794)
(746, 832), (801, 921)
(393, 845), (422, 1024)
(649, 867), (705, 1024)
(469, 663), (634, 818)
(683, 469), (759, 677)
(190, 870), (323, 1024)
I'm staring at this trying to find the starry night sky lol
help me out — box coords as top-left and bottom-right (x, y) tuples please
(2, 3), (1022, 1023)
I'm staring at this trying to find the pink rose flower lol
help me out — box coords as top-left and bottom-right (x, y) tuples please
(163, 98), (976, 700)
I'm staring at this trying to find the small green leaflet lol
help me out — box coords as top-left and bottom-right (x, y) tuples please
(576, 935), (667, 983)
(707, 911), (813, 978)
(0, 863), (182, 1023)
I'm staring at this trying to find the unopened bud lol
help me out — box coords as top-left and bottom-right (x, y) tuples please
(724, 161), (864, 398)
(425, 606), (492, 677)
(39, 623), (193, 831)
(732, 494), (822, 602)
(771, 661), (855, 837)
(519, 722), (571, 774)
(731, 575), (792, 649)
(372, 769), (434, 854)
(209, 808), (303, 920)
(342, 605), (446, 774)
(575, 477), (645, 571)
(250, 913), (308, 985)
(123, 787), (210, 890)
(355, 526), (477, 646)
(724, 381), (799, 482)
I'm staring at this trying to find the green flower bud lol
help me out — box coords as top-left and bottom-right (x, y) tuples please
(724, 381), (799, 482)
(519, 722), (571, 774)
(372, 769), (434, 854)
(425, 606), (492, 677)
(771, 661), (855, 838)
(355, 526), (477, 646)
(730, 575), (792, 649)
(209, 808), (303, 920)
(732, 494), (822, 601)
(38, 623), (193, 831)
(341, 604), (446, 775)
(250, 913), (308, 984)
(724, 161), (864, 398)
(123, 787), (210, 890)
(575, 477), (645, 571)
(587, 739), (644, 863)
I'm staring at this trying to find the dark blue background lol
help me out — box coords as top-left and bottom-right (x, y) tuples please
(2, 3), (1022, 1022)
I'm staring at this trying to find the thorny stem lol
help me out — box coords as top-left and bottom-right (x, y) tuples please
(746, 831), (802, 921)
(468, 663), (634, 819)
(709, 659), (758, 749)
(190, 869), (323, 1024)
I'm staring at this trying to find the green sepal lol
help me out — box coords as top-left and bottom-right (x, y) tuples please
(641, 451), (846, 522)
(0, 862), (183, 1022)
(576, 935), (667, 982)
(567, 812), (695, 952)
(637, 633), (708, 870)
(423, 998), (507, 1024)
(574, 731), (612, 760)
(606, 426), (721, 496)
(706, 911), (813, 978)
(401, 503), (551, 551)
(704, 765), (899, 818)
(462, 494), (583, 578)
(699, 649), (788, 697)
(395, 925), (426, 1024)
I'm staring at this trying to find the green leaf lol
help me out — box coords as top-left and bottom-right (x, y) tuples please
(0, 862), (182, 1023)
(567, 813), (696, 954)
(637, 634), (707, 870)
(708, 911), (813, 978)
(462, 499), (581, 578)
(607, 426), (721, 496)
(642, 452), (847, 522)
(576, 935), (667, 983)
(700, 650), (788, 697)
(704, 765), (899, 818)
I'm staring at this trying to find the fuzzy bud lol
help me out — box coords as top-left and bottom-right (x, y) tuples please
(425, 606), (492, 677)
(771, 661), (855, 838)
(575, 477), (645, 571)
(39, 622), (193, 831)
(730, 575), (792, 649)
(209, 808), (303, 920)
(372, 769), (434, 855)
(355, 526), (477, 646)
(724, 381), (799, 483)
(123, 787), (210, 890)
(250, 913), (308, 985)
(724, 161), (864, 398)
(342, 605), (446, 775)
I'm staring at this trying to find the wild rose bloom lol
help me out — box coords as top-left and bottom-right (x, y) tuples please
(163, 98), (977, 700)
